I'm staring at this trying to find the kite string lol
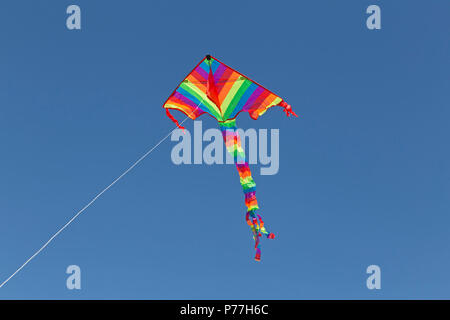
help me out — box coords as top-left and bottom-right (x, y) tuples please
(0, 104), (200, 289)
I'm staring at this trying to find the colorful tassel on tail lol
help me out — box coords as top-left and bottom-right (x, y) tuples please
(219, 119), (275, 261)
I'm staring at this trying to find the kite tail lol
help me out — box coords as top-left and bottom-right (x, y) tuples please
(219, 119), (275, 262)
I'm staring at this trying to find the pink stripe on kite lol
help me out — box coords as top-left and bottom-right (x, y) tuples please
(242, 86), (264, 111)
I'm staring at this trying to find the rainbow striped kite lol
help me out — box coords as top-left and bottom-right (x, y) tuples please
(163, 55), (297, 261)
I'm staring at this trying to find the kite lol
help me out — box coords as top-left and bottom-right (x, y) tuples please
(163, 55), (297, 261)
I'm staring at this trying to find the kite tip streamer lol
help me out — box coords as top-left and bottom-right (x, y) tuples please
(279, 101), (298, 118)
(165, 108), (186, 132)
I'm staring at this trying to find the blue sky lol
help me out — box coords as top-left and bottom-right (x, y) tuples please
(0, 0), (449, 299)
